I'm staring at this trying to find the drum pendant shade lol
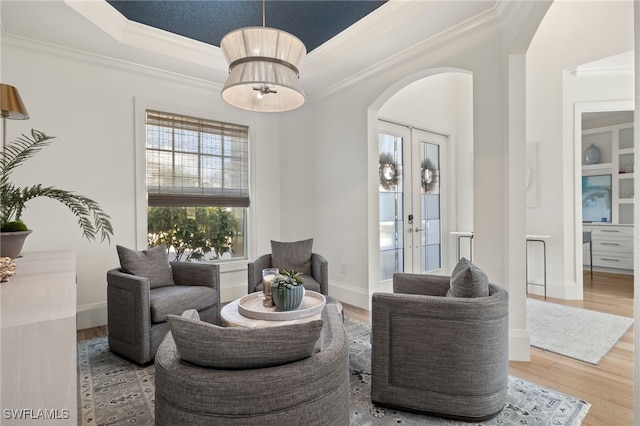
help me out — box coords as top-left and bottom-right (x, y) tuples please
(220, 27), (306, 112)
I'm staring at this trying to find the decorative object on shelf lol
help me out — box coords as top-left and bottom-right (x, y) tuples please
(220, 0), (306, 112)
(261, 267), (279, 307)
(420, 158), (438, 194)
(271, 269), (305, 311)
(0, 256), (16, 282)
(0, 129), (114, 258)
(584, 143), (601, 165)
(379, 152), (400, 190)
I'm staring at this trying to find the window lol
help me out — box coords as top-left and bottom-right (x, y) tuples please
(145, 110), (249, 261)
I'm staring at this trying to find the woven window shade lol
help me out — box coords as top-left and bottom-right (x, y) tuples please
(146, 110), (250, 207)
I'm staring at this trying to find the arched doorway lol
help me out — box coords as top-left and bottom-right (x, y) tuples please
(368, 69), (473, 293)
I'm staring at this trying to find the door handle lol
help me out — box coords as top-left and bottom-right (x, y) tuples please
(414, 227), (424, 233)
(407, 227), (413, 233)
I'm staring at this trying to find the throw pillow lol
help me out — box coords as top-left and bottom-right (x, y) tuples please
(116, 244), (174, 289)
(167, 309), (323, 369)
(271, 239), (313, 275)
(447, 257), (489, 298)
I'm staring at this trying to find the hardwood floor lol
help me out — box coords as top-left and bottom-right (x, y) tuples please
(512, 272), (634, 426)
(77, 271), (634, 425)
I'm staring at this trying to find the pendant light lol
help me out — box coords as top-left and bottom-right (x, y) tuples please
(220, 0), (306, 112)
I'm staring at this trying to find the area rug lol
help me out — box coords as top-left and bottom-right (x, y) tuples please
(527, 298), (633, 365)
(78, 318), (590, 425)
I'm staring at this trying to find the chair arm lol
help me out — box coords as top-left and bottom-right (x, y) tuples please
(392, 272), (450, 296)
(106, 269), (152, 351)
(311, 253), (328, 295)
(170, 262), (220, 292)
(247, 254), (272, 294)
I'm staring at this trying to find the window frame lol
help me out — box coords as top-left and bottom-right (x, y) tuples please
(134, 98), (255, 268)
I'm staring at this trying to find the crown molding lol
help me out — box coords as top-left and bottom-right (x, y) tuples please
(64, 0), (227, 71)
(309, 0), (507, 103)
(2, 33), (222, 91)
(575, 51), (634, 78)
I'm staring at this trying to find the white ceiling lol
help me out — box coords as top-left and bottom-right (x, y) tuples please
(1, 0), (504, 100)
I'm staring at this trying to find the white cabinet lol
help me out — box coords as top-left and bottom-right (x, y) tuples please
(0, 251), (77, 425)
(583, 224), (633, 271)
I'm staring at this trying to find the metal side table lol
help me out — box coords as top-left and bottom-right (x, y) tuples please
(526, 234), (551, 300)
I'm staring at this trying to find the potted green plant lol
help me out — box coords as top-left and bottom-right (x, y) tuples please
(270, 269), (305, 311)
(0, 129), (114, 258)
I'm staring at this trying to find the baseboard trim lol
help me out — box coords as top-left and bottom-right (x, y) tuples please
(509, 328), (531, 361)
(328, 279), (371, 310)
(76, 302), (108, 331)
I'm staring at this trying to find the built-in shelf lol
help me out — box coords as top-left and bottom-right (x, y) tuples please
(582, 122), (634, 226)
(582, 162), (613, 171)
(582, 122), (635, 270)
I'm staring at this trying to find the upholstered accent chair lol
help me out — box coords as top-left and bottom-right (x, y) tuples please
(371, 261), (509, 420)
(155, 304), (350, 426)
(107, 245), (220, 365)
(248, 239), (328, 295)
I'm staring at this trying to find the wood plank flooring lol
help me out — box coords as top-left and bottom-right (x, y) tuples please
(77, 271), (634, 425)
(512, 272), (634, 426)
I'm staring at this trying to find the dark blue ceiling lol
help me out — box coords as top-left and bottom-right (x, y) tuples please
(106, 1), (387, 52)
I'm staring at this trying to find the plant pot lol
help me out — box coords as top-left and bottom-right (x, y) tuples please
(0, 230), (33, 259)
(271, 284), (305, 311)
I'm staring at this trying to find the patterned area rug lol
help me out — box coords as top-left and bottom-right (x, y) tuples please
(345, 318), (590, 426)
(78, 318), (590, 425)
(527, 298), (634, 364)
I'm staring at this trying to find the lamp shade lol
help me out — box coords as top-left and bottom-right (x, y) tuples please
(0, 84), (29, 119)
(220, 27), (306, 112)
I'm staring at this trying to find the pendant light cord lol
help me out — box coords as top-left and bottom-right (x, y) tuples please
(262, 0), (266, 27)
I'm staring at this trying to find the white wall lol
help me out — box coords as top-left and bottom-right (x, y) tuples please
(1, 37), (284, 329)
(526, 0), (634, 298)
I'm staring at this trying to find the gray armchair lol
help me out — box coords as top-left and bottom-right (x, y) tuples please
(155, 304), (349, 425)
(371, 272), (509, 420)
(248, 239), (328, 295)
(107, 260), (220, 365)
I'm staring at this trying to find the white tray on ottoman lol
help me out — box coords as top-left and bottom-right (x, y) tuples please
(237, 290), (326, 320)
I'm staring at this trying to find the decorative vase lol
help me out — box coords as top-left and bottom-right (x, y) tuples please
(261, 268), (279, 307)
(271, 284), (305, 311)
(0, 230), (33, 259)
(584, 144), (601, 165)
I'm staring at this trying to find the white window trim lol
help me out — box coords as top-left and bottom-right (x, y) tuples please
(133, 97), (257, 263)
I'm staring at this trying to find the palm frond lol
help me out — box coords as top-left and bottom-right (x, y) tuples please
(0, 129), (114, 243)
(16, 185), (113, 243)
(0, 130), (55, 189)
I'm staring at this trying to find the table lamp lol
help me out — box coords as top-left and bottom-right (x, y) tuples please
(0, 84), (30, 150)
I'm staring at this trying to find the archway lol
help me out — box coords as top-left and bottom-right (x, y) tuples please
(366, 69), (473, 296)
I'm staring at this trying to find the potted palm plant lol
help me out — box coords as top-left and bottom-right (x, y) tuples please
(0, 129), (114, 258)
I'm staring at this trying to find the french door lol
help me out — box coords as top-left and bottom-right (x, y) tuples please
(379, 121), (446, 279)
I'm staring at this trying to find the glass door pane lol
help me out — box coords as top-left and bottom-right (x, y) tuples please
(415, 130), (443, 272)
(379, 123), (446, 279)
(378, 132), (404, 280)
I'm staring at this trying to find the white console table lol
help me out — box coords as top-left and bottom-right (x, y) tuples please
(1, 251), (77, 425)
